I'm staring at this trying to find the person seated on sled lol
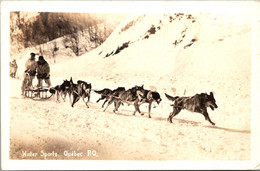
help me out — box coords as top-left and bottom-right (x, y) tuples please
(36, 56), (51, 88)
(21, 53), (37, 94)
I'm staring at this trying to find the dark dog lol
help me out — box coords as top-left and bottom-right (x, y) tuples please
(138, 89), (162, 118)
(102, 87), (125, 112)
(94, 88), (113, 108)
(66, 77), (78, 105)
(165, 92), (218, 125)
(70, 79), (92, 108)
(49, 79), (71, 103)
(103, 86), (144, 115)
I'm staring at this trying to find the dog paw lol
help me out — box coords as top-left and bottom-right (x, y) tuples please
(167, 117), (172, 123)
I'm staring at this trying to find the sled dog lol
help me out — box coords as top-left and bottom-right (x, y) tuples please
(49, 79), (71, 103)
(70, 79), (92, 108)
(103, 86), (145, 115)
(165, 92), (218, 125)
(94, 88), (113, 108)
(138, 89), (162, 118)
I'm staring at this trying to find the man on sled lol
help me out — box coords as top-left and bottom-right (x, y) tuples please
(21, 52), (37, 95)
(36, 56), (51, 88)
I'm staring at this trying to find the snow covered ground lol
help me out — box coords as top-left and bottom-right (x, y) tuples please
(9, 76), (251, 161)
(8, 11), (254, 163)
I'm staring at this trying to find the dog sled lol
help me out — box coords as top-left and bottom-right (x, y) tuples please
(21, 72), (53, 100)
(23, 86), (53, 100)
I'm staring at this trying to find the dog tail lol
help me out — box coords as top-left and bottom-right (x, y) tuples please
(165, 93), (179, 101)
(94, 89), (105, 94)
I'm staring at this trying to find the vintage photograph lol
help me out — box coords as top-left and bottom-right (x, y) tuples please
(2, 1), (260, 170)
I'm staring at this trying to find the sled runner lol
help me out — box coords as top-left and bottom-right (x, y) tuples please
(23, 87), (53, 100)
(21, 71), (53, 100)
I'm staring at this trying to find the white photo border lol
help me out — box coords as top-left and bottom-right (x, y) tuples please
(1, 1), (260, 170)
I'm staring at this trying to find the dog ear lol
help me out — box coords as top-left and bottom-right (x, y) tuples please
(210, 92), (214, 97)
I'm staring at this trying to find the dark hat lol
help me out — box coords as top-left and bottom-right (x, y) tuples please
(30, 53), (35, 60)
(39, 56), (44, 60)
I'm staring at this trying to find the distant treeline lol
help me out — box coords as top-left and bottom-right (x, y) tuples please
(10, 12), (109, 50)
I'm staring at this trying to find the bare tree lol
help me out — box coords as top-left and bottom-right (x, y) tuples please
(52, 41), (59, 63)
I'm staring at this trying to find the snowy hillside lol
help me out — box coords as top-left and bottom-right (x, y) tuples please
(51, 13), (252, 129)
(10, 12), (128, 60)
(9, 12), (253, 162)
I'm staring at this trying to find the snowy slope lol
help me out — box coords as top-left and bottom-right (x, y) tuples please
(83, 13), (251, 77)
(50, 13), (252, 129)
(9, 12), (254, 161)
(51, 13), (251, 83)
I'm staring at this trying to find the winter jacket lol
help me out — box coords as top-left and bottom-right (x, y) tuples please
(36, 60), (50, 79)
(25, 59), (37, 76)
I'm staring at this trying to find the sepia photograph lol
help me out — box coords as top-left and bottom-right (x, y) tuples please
(1, 1), (260, 170)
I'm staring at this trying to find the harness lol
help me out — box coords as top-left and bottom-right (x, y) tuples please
(92, 89), (146, 104)
(71, 82), (91, 97)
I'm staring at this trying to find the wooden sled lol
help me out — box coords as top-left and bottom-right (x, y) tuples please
(23, 87), (53, 101)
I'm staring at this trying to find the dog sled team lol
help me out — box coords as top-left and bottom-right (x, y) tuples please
(18, 52), (218, 125)
(49, 77), (218, 126)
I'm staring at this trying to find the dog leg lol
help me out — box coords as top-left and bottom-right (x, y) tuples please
(133, 101), (141, 116)
(113, 101), (121, 113)
(82, 96), (89, 108)
(137, 103), (145, 116)
(98, 95), (106, 103)
(136, 104), (142, 115)
(168, 108), (181, 123)
(69, 93), (72, 105)
(102, 99), (108, 108)
(56, 91), (60, 103)
(133, 106), (137, 116)
(113, 102), (117, 111)
(103, 99), (113, 112)
(148, 102), (152, 118)
(167, 112), (175, 123)
(64, 91), (69, 102)
(96, 98), (101, 103)
(203, 111), (215, 125)
(115, 102), (122, 111)
(87, 94), (91, 102)
(71, 94), (80, 107)
(61, 92), (66, 102)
